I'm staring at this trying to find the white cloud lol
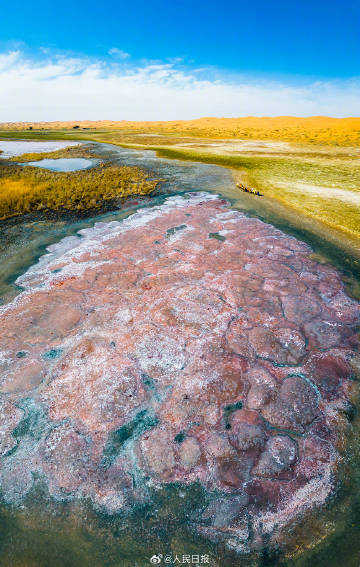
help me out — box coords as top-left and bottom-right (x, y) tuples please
(0, 49), (359, 121)
(108, 48), (130, 59)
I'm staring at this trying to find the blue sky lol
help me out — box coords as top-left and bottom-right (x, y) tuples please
(2, 0), (359, 78)
(0, 0), (359, 120)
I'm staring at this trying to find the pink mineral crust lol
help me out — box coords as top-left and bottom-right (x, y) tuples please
(0, 192), (359, 551)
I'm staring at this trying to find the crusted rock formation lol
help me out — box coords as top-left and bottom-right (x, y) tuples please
(0, 193), (359, 552)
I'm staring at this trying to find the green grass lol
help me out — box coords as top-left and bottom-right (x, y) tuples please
(0, 161), (161, 220)
(0, 130), (88, 141)
(7, 144), (96, 162)
(2, 130), (360, 246)
(153, 147), (360, 244)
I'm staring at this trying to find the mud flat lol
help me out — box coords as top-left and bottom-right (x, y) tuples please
(0, 193), (359, 562)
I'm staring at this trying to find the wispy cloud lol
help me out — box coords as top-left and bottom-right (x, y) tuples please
(0, 49), (359, 121)
(108, 48), (130, 59)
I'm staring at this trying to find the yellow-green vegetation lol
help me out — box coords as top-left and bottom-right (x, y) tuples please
(1, 118), (360, 248)
(8, 144), (96, 162)
(0, 163), (160, 219)
(153, 146), (360, 245)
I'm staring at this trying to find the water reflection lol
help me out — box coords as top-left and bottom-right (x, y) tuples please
(0, 140), (81, 158)
(20, 157), (95, 172)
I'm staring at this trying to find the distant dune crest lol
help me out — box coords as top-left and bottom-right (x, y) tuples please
(2, 116), (360, 145)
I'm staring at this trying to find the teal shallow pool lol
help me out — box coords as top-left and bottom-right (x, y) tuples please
(20, 157), (95, 171)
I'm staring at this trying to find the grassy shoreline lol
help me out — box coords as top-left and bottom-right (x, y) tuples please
(0, 144), (161, 220)
(1, 130), (359, 252)
(6, 143), (96, 162)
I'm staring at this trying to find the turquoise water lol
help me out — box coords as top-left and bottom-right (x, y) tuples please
(20, 157), (95, 171)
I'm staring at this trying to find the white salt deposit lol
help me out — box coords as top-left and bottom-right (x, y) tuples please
(15, 192), (218, 291)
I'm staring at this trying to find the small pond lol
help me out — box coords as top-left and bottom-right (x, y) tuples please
(0, 140), (81, 158)
(20, 157), (95, 172)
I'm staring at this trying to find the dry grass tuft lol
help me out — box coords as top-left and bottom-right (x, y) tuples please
(0, 163), (160, 219)
(8, 144), (94, 162)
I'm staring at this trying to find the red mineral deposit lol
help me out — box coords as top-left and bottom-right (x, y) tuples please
(0, 193), (359, 551)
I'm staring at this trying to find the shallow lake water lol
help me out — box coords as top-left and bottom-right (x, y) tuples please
(0, 140), (81, 158)
(0, 141), (360, 567)
(20, 157), (95, 172)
